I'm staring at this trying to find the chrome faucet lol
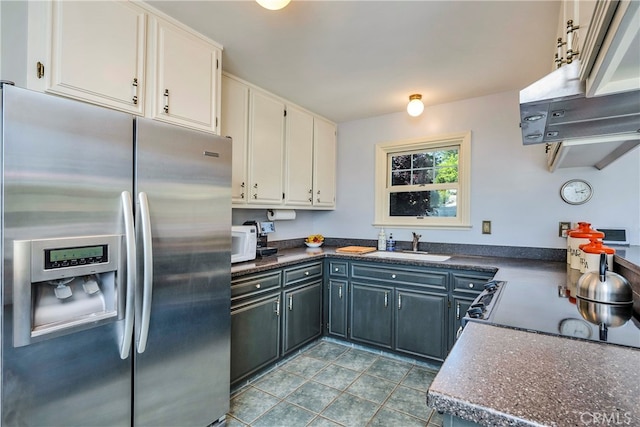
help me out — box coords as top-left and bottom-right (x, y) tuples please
(411, 232), (422, 252)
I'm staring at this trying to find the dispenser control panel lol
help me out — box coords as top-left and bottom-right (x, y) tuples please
(44, 244), (108, 270)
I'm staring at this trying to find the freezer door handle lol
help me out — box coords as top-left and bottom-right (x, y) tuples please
(137, 192), (154, 354)
(120, 191), (136, 359)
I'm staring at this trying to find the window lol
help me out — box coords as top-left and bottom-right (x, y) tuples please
(374, 132), (471, 228)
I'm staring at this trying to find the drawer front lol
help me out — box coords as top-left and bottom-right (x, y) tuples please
(451, 272), (493, 295)
(231, 271), (282, 299)
(328, 261), (348, 277)
(351, 263), (447, 291)
(284, 262), (323, 286)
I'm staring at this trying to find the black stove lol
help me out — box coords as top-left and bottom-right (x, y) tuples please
(462, 280), (640, 349)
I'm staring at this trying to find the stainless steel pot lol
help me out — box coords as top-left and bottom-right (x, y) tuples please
(576, 298), (633, 328)
(576, 253), (632, 304)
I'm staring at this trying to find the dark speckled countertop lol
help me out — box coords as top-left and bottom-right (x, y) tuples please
(428, 322), (640, 427)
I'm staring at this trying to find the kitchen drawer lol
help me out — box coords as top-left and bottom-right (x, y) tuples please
(351, 263), (447, 291)
(231, 270), (282, 300)
(284, 262), (323, 287)
(451, 271), (493, 295)
(328, 261), (348, 277)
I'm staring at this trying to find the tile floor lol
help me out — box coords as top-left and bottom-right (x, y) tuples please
(227, 340), (443, 427)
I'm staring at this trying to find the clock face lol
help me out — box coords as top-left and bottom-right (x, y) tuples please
(560, 179), (593, 205)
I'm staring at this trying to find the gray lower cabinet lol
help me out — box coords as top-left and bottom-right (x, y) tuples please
(349, 283), (394, 349)
(230, 294), (280, 386)
(395, 289), (447, 360)
(282, 281), (323, 355)
(328, 279), (348, 338)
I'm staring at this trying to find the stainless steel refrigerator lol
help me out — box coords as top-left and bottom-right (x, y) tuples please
(0, 84), (231, 426)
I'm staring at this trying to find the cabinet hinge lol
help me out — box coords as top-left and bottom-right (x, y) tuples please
(216, 117), (218, 128)
(282, 192), (285, 200)
(36, 62), (45, 79)
(448, 300), (452, 308)
(284, 109), (287, 117)
(216, 59), (219, 69)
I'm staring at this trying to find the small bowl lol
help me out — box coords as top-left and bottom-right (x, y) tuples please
(305, 241), (323, 248)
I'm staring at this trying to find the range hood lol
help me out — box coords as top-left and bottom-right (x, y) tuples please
(519, 60), (640, 146)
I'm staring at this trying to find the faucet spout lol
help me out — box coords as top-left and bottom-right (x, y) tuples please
(411, 232), (422, 252)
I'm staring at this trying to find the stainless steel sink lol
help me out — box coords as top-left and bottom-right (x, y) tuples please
(363, 251), (451, 262)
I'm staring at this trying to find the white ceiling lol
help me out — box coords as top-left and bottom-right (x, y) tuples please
(147, 0), (561, 123)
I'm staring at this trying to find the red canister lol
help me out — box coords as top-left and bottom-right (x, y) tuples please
(580, 238), (615, 273)
(568, 223), (604, 270)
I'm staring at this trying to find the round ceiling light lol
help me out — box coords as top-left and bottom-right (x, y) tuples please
(256, 0), (291, 10)
(407, 94), (424, 117)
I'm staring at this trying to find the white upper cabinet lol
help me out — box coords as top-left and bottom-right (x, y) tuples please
(313, 117), (337, 208)
(221, 75), (250, 204)
(148, 17), (221, 133)
(580, 0), (640, 96)
(285, 106), (314, 206)
(47, 1), (146, 115)
(248, 90), (285, 205)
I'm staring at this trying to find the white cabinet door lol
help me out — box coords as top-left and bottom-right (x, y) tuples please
(150, 17), (220, 133)
(48, 1), (146, 114)
(313, 117), (337, 208)
(248, 90), (285, 205)
(284, 106), (314, 206)
(221, 75), (249, 204)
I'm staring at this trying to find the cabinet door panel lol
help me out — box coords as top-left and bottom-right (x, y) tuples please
(221, 76), (249, 203)
(49, 1), (146, 114)
(248, 91), (285, 204)
(231, 295), (280, 385)
(313, 117), (336, 207)
(395, 290), (447, 361)
(283, 282), (322, 355)
(328, 280), (348, 338)
(152, 18), (219, 132)
(349, 283), (393, 348)
(285, 106), (314, 206)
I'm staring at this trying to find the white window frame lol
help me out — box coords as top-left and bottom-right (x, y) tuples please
(374, 131), (471, 229)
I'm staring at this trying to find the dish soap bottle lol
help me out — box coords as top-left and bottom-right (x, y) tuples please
(386, 233), (396, 251)
(377, 228), (386, 251)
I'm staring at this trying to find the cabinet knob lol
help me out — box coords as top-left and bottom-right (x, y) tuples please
(334, 267), (339, 272)
(391, 274), (397, 279)
(468, 283), (474, 288)
(255, 283), (261, 289)
(305, 271), (309, 276)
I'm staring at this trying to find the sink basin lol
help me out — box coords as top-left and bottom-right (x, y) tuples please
(363, 251), (450, 262)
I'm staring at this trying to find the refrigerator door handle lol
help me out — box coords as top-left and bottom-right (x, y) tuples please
(120, 191), (136, 359)
(137, 191), (154, 353)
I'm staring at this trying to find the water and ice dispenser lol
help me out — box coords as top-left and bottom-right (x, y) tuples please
(13, 235), (123, 347)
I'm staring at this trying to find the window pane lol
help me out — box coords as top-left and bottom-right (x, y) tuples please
(412, 152), (433, 168)
(412, 169), (433, 185)
(391, 171), (411, 185)
(391, 154), (411, 171)
(389, 190), (457, 217)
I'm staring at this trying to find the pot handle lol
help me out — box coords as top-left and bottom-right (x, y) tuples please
(599, 252), (607, 282)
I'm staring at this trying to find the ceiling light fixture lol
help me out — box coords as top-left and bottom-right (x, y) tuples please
(407, 94), (424, 117)
(256, 0), (291, 11)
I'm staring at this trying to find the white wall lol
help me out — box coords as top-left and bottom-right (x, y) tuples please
(310, 90), (639, 249)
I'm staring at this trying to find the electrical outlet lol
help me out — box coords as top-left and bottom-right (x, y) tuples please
(559, 221), (571, 237)
(482, 220), (491, 234)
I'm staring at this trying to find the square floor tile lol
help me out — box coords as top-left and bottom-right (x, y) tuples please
(401, 366), (438, 392)
(253, 368), (306, 398)
(345, 374), (397, 404)
(304, 341), (350, 361)
(313, 363), (360, 390)
(384, 384), (434, 422)
(369, 407), (427, 427)
(252, 401), (316, 427)
(285, 380), (341, 413)
(334, 348), (378, 372)
(228, 386), (280, 424)
(281, 355), (329, 379)
(365, 357), (412, 383)
(224, 415), (247, 427)
(321, 393), (380, 426)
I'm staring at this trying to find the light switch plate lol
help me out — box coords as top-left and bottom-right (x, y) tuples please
(559, 222), (571, 237)
(482, 221), (491, 234)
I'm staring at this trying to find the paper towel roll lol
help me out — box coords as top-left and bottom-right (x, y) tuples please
(267, 209), (296, 221)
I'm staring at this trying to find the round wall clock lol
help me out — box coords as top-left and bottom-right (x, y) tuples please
(560, 179), (593, 205)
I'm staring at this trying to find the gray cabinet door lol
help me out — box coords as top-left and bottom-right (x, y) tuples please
(283, 282), (323, 355)
(231, 295), (280, 386)
(395, 289), (447, 361)
(328, 279), (348, 338)
(349, 283), (393, 349)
